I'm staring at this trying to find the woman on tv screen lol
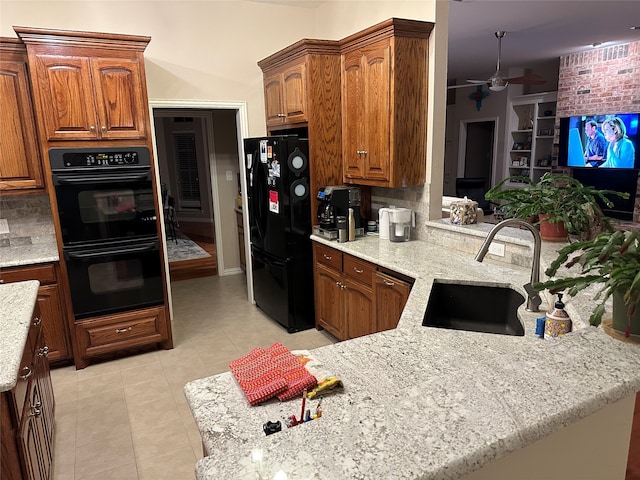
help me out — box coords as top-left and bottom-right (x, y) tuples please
(600, 116), (636, 168)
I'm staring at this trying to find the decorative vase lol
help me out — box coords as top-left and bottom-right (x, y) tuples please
(538, 214), (568, 242)
(612, 290), (640, 337)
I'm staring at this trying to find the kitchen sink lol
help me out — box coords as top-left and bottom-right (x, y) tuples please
(422, 280), (525, 336)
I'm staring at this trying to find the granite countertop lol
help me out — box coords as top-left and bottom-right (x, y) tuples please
(0, 281), (40, 392)
(0, 242), (59, 268)
(185, 230), (640, 480)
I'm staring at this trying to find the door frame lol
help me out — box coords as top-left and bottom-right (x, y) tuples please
(148, 100), (253, 319)
(457, 117), (499, 187)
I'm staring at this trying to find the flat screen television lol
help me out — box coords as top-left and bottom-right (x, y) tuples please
(559, 113), (639, 169)
(571, 167), (638, 221)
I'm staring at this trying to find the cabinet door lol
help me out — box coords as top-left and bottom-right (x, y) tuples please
(36, 284), (70, 363)
(281, 63), (306, 124)
(341, 50), (365, 179)
(19, 379), (50, 480)
(374, 271), (411, 332)
(362, 42), (391, 182)
(314, 263), (345, 340)
(0, 57), (44, 191)
(344, 277), (374, 339)
(90, 57), (147, 139)
(30, 54), (98, 140)
(264, 72), (284, 127)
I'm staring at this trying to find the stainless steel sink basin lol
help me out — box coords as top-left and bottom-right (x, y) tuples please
(422, 280), (525, 336)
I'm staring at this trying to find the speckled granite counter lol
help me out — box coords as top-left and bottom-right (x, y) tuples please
(0, 242), (59, 268)
(0, 281), (40, 392)
(185, 230), (640, 479)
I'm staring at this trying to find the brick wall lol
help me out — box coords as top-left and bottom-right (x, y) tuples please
(557, 40), (640, 223)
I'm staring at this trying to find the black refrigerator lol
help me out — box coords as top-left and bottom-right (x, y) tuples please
(244, 135), (315, 332)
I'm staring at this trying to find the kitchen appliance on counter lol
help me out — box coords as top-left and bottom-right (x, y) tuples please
(389, 207), (413, 242)
(244, 135), (314, 332)
(316, 185), (364, 238)
(49, 147), (164, 319)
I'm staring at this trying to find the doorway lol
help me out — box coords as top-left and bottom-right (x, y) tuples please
(149, 100), (253, 323)
(153, 109), (218, 282)
(457, 119), (497, 183)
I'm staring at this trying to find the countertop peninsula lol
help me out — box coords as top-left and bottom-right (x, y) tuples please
(185, 229), (640, 479)
(0, 280), (40, 392)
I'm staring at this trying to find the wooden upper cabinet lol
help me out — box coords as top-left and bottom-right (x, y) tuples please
(29, 53), (147, 141)
(0, 38), (44, 192)
(263, 62), (307, 127)
(342, 41), (391, 183)
(15, 26), (151, 142)
(341, 18), (433, 187)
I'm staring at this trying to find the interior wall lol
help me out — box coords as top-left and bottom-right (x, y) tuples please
(556, 40), (640, 223)
(211, 110), (241, 271)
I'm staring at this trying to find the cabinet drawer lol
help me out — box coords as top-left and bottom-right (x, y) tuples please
(1, 263), (56, 285)
(343, 254), (374, 287)
(315, 244), (343, 272)
(76, 306), (167, 358)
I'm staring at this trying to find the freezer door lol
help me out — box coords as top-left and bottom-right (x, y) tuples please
(251, 246), (291, 331)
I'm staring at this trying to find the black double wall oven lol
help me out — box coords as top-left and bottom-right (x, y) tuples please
(50, 147), (164, 320)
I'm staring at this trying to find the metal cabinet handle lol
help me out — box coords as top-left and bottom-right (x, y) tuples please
(116, 327), (133, 334)
(0, 279), (4, 284)
(38, 346), (49, 357)
(383, 279), (395, 286)
(356, 150), (368, 155)
(335, 281), (341, 287)
(101, 125), (107, 132)
(353, 267), (364, 274)
(29, 407), (41, 418)
(278, 113), (286, 118)
(90, 125), (96, 132)
(32, 317), (42, 327)
(323, 254), (332, 260)
(19, 366), (32, 380)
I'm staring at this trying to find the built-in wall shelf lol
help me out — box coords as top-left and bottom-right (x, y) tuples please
(504, 91), (557, 186)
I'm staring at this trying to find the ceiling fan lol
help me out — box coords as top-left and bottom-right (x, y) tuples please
(448, 31), (546, 91)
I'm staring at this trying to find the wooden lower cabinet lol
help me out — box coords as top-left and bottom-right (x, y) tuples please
(74, 305), (169, 368)
(313, 242), (411, 341)
(236, 209), (246, 272)
(1, 305), (55, 480)
(0, 263), (72, 363)
(374, 270), (412, 332)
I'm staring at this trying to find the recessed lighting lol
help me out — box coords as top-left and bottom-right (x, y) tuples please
(631, 26), (640, 30)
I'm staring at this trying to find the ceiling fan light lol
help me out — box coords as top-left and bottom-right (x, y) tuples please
(489, 83), (508, 92)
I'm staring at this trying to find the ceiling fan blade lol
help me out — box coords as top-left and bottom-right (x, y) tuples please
(448, 83), (484, 90)
(506, 74), (547, 85)
(467, 79), (489, 84)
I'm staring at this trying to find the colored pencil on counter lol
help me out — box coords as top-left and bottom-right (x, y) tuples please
(300, 389), (307, 423)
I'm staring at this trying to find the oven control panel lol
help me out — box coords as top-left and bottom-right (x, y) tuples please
(63, 151), (140, 167)
(49, 147), (151, 170)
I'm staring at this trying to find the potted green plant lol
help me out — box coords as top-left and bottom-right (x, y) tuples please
(534, 230), (640, 338)
(485, 173), (629, 241)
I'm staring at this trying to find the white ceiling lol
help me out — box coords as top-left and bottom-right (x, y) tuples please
(448, 0), (640, 81)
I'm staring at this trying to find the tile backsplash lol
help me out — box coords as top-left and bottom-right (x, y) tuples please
(0, 194), (56, 247)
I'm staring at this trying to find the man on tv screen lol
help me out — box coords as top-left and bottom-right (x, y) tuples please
(583, 119), (606, 167)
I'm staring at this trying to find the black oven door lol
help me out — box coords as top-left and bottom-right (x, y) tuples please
(53, 169), (157, 246)
(64, 239), (164, 320)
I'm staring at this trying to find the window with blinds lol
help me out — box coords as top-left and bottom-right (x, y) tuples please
(173, 131), (202, 209)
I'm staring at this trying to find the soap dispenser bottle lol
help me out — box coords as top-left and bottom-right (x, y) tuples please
(544, 293), (572, 339)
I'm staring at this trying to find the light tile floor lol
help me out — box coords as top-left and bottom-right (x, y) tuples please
(50, 274), (337, 480)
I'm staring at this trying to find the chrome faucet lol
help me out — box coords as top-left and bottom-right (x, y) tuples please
(475, 218), (543, 312)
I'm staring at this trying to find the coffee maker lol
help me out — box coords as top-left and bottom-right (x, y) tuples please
(316, 188), (336, 230)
